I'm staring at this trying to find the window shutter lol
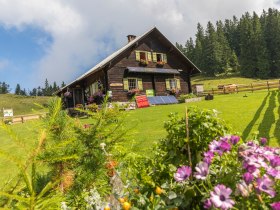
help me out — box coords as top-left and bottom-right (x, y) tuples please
(147, 52), (152, 61)
(165, 79), (170, 90)
(123, 78), (129, 90)
(152, 52), (157, 62)
(176, 78), (181, 90)
(163, 54), (167, 63)
(135, 51), (140, 61)
(138, 78), (143, 90)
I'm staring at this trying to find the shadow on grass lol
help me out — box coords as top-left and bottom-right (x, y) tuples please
(242, 92), (270, 140)
(257, 91), (276, 143)
(275, 91), (280, 144)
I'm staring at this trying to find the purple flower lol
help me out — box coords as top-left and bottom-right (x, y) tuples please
(203, 151), (214, 165)
(194, 162), (209, 180)
(243, 172), (254, 184)
(267, 167), (280, 179)
(220, 140), (231, 152)
(247, 141), (254, 146)
(260, 137), (267, 145)
(270, 156), (280, 168)
(174, 166), (192, 182)
(256, 175), (276, 197)
(230, 135), (240, 145)
(209, 140), (223, 155)
(210, 184), (235, 210)
(271, 202), (280, 210)
(203, 199), (212, 209)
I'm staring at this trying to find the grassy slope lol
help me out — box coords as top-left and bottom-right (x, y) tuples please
(192, 75), (280, 90)
(0, 94), (51, 116)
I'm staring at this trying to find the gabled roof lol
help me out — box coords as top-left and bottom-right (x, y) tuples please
(58, 27), (201, 92)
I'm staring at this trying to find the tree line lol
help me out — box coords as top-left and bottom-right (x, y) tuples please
(0, 79), (65, 96)
(176, 8), (280, 78)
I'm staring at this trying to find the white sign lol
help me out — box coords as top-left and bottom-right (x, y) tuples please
(3, 109), (13, 117)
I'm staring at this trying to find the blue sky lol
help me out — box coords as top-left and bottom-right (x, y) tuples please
(0, 0), (279, 92)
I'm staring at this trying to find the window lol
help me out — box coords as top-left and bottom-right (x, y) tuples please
(140, 52), (147, 61)
(169, 79), (176, 89)
(165, 78), (181, 90)
(128, 78), (137, 90)
(135, 51), (152, 62)
(156, 53), (163, 62)
(123, 78), (143, 91)
(152, 52), (167, 64)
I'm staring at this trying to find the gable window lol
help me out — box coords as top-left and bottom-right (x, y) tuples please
(140, 52), (147, 61)
(152, 52), (167, 65)
(135, 51), (152, 65)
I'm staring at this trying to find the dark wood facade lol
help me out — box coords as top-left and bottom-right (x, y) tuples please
(58, 27), (200, 107)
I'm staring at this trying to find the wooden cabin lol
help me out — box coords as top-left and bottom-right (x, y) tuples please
(57, 27), (200, 107)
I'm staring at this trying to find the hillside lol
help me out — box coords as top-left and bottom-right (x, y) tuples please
(191, 75), (280, 90)
(0, 94), (51, 116)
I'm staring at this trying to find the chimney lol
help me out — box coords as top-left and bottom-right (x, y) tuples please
(127, 34), (136, 43)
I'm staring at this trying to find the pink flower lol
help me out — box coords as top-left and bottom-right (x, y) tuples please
(243, 172), (254, 184)
(256, 175), (276, 197)
(230, 135), (240, 145)
(260, 137), (267, 145)
(210, 184), (235, 210)
(194, 162), (209, 180)
(174, 166), (192, 182)
(203, 199), (212, 209)
(203, 151), (214, 165)
(271, 202), (280, 210)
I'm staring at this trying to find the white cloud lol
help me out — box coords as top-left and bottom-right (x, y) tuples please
(0, 0), (279, 86)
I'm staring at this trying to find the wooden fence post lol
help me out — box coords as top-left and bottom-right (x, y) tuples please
(212, 88), (214, 95)
(251, 83), (253, 93)
(279, 80), (280, 90)
(236, 85), (239, 93)
(267, 81), (270, 91)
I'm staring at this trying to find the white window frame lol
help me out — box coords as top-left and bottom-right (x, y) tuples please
(127, 78), (139, 90)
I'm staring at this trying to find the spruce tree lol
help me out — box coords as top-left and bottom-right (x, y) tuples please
(204, 21), (219, 76)
(15, 84), (21, 95)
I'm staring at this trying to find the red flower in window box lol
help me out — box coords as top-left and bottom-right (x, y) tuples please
(127, 88), (140, 96)
(156, 61), (165, 66)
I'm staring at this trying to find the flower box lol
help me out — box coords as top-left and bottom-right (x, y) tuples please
(185, 97), (203, 103)
(140, 59), (149, 66)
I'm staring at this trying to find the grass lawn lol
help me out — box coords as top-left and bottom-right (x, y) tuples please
(0, 89), (279, 183)
(0, 121), (42, 183)
(121, 90), (280, 154)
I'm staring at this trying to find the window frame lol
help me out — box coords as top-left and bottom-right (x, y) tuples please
(127, 77), (138, 90)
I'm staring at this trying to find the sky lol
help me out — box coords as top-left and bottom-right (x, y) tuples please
(0, 0), (279, 92)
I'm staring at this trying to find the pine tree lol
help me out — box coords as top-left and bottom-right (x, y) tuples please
(194, 23), (205, 71)
(263, 8), (280, 77)
(0, 82), (10, 94)
(216, 20), (232, 73)
(61, 81), (66, 88)
(29, 88), (37, 96)
(15, 84), (21, 95)
(185, 38), (195, 61)
(204, 21), (220, 76)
